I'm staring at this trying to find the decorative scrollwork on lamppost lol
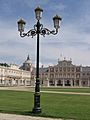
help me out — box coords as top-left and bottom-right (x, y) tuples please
(17, 6), (62, 114)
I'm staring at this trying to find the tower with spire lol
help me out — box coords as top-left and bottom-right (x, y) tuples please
(27, 54), (30, 61)
(20, 55), (33, 71)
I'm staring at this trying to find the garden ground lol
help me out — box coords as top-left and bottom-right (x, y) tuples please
(0, 86), (90, 120)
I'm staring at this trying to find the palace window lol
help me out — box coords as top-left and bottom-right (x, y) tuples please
(59, 74), (62, 77)
(50, 74), (54, 78)
(20, 80), (22, 83)
(55, 74), (58, 78)
(72, 73), (74, 77)
(76, 67), (81, 72)
(0, 79), (2, 83)
(87, 73), (89, 75)
(83, 73), (85, 76)
(72, 67), (74, 72)
(59, 67), (62, 71)
(50, 68), (54, 72)
(76, 74), (80, 78)
(55, 67), (58, 72)
(68, 73), (70, 77)
(67, 68), (70, 72)
(63, 74), (66, 77)
(63, 68), (66, 72)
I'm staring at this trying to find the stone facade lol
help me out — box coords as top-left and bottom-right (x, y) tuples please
(47, 60), (81, 87)
(0, 56), (33, 86)
(81, 67), (90, 87)
(38, 59), (90, 87)
(0, 56), (90, 87)
(31, 66), (49, 87)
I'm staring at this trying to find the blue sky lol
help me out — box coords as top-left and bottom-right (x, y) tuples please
(0, 0), (90, 67)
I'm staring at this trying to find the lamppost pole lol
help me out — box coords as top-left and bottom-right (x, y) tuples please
(36, 20), (40, 84)
(33, 20), (41, 113)
(17, 6), (62, 114)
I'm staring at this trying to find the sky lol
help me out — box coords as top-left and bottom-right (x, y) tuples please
(0, 0), (90, 67)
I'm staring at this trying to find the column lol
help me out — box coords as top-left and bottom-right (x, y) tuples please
(79, 80), (82, 87)
(47, 78), (49, 87)
(74, 79), (76, 86)
(31, 78), (35, 86)
(71, 79), (73, 87)
(24, 79), (26, 86)
(55, 80), (57, 86)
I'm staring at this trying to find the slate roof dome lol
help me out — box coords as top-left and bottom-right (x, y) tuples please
(24, 55), (32, 64)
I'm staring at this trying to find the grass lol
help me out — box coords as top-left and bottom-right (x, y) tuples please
(42, 93), (90, 120)
(0, 90), (90, 120)
(0, 90), (33, 114)
(41, 87), (90, 93)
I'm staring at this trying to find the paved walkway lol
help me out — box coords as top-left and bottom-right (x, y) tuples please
(0, 113), (62, 120)
(0, 86), (90, 95)
(41, 90), (90, 95)
(0, 86), (34, 92)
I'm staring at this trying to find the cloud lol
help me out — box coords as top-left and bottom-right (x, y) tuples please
(0, 20), (37, 64)
(22, 0), (49, 8)
(0, 0), (90, 67)
(49, 2), (66, 11)
(40, 14), (90, 66)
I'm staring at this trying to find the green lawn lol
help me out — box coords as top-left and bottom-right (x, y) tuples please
(0, 90), (90, 120)
(41, 87), (90, 93)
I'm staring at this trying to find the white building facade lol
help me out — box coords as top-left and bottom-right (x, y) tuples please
(0, 56), (33, 86)
(0, 57), (90, 87)
(0, 64), (31, 86)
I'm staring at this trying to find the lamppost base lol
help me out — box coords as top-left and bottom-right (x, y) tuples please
(32, 107), (42, 114)
(32, 93), (42, 114)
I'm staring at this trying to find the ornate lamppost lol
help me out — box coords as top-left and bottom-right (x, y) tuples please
(17, 6), (62, 114)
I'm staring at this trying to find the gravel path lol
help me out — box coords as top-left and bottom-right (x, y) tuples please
(41, 90), (90, 95)
(0, 86), (90, 95)
(0, 113), (62, 120)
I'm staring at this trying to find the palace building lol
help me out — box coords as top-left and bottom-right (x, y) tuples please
(0, 55), (33, 86)
(0, 56), (90, 87)
(36, 59), (90, 87)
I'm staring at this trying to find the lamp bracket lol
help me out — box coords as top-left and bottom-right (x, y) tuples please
(19, 23), (58, 38)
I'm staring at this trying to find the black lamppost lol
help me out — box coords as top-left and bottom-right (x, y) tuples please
(17, 6), (62, 114)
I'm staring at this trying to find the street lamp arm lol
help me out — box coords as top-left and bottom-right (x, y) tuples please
(20, 28), (37, 38)
(40, 27), (58, 36)
(19, 25), (58, 38)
